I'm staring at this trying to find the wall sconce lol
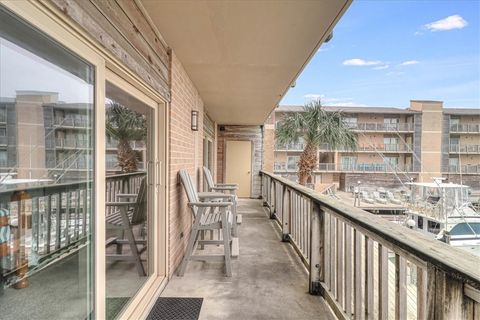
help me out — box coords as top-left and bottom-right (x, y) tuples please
(191, 110), (199, 131)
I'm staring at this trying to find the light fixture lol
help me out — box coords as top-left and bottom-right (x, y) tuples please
(191, 110), (199, 131)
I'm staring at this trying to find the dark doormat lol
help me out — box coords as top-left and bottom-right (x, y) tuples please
(106, 297), (129, 320)
(147, 297), (203, 320)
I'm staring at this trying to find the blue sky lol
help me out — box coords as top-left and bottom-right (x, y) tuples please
(281, 0), (480, 109)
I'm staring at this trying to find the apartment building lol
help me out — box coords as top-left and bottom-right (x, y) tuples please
(0, 91), (147, 182)
(264, 100), (480, 191)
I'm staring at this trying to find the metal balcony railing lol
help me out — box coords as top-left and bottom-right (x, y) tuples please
(449, 144), (480, 154)
(273, 162), (414, 173)
(55, 138), (91, 149)
(347, 122), (414, 132)
(274, 142), (305, 151)
(54, 116), (90, 128)
(443, 164), (480, 174)
(260, 171), (480, 319)
(450, 123), (480, 133)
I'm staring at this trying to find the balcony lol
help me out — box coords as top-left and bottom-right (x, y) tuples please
(161, 199), (333, 319)
(274, 162), (415, 173)
(346, 122), (414, 132)
(259, 172), (480, 319)
(275, 142), (305, 151)
(449, 144), (480, 154)
(355, 144), (413, 153)
(0, 135), (7, 146)
(55, 138), (91, 149)
(54, 116), (91, 129)
(444, 164), (480, 174)
(450, 123), (480, 134)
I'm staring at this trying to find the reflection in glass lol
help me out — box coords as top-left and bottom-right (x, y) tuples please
(0, 6), (94, 320)
(105, 82), (152, 318)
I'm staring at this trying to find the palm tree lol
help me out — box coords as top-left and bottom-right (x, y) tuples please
(106, 102), (147, 173)
(275, 100), (357, 185)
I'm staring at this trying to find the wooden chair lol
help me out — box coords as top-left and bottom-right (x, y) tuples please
(105, 178), (147, 276)
(202, 166), (241, 236)
(178, 170), (233, 277)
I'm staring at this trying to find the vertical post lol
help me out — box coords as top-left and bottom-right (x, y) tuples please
(378, 244), (389, 320)
(417, 265), (427, 320)
(395, 254), (407, 320)
(344, 224), (353, 317)
(281, 185), (290, 242)
(365, 237), (374, 319)
(354, 229), (363, 320)
(309, 201), (323, 295)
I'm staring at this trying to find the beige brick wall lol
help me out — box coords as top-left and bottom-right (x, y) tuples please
(168, 52), (205, 276)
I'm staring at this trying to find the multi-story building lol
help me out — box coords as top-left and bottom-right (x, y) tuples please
(264, 100), (480, 191)
(0, 91), (146, 183)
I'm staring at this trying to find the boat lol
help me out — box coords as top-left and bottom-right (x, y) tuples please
(403, 178), (480, 256)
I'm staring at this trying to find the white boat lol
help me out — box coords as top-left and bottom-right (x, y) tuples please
(403, 178), (480, 256)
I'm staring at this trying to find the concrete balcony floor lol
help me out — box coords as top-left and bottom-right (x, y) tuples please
(161, 199), (334, 320)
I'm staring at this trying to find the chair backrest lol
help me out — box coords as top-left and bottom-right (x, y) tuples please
(203, 166), (215, 191)
(131, 177), (147, 225)
(179, 170), (199, 204)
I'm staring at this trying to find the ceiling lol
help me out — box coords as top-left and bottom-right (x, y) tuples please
(140, 0), (351, 125)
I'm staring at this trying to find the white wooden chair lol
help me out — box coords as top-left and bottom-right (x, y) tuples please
(178, 170), (234, 277)
(373, 191), (387, 204)
(105, 178), (147, 276)
(202, 166), (241, 236)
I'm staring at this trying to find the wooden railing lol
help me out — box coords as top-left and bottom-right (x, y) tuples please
(261, 171), (480, 320)
(0, 171), (145, 287)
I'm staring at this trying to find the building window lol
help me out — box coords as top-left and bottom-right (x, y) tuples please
(384, 136), (399, 151)
(342, 116), (358, 129)
(341, 156), (357, 170)
(384, 156), (399, 169)
(287, 156), (299, 170)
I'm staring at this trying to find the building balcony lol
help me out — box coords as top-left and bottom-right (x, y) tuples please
(449, 144), (480, 154)
(274, 162), (415, 173)
(443, 164), (480, 174)
(274, 142), (305, 151)
(55, 138), (92, 149)
(450, 124), (480, 134)
(346, 122), (414, 132)
(54, 117), (91, 129)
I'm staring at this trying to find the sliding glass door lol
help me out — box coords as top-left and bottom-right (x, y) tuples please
(104, 80), (157, 318)
(0, 6), (95, 319)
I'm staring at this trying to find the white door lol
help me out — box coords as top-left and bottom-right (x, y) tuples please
(225, 140), (252, 197)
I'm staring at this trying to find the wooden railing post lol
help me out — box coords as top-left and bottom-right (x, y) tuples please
(309, 201), (323, 295)
(281, 185), (289, 242)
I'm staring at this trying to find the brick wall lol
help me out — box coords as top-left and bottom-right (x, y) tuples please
(168, 52), (204, 276)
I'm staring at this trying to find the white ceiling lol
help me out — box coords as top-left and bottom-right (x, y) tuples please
(140, 0), (351, 125)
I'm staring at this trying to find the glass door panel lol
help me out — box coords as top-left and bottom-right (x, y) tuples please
(0, 6), (94, 319)
(105, 82), (155, 318)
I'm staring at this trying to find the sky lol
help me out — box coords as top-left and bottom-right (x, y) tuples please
(281, 0), (480, 109)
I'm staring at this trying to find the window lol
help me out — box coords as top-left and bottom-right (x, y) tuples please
(343, 116), (358, 129)
(449, 223), (480, 236)
(384, 136), (399, 151)
(384, 117), (399, 130)
(0, 6), (94, 319)
(287, 156), (299, 170)
(384, 156), (399, 169)
(341, 156), (357, 170)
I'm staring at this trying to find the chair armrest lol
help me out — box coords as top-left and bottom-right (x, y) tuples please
(211, 186), (237, 191)
(188, 201), (231, 208)
(105, 202), (135, 207)
(215, 183), (238, 187)
(198, 192), (235, 200)
(117, 193), (137, 198)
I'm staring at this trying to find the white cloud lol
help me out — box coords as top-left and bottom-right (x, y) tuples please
(373, 65), (389, 70)
(386, 71), (405, 76)
(303, 94), (323, 101)
(343, 58), (383, 66)
(424, 15), (468, 31)
(400, 60), (420, 66)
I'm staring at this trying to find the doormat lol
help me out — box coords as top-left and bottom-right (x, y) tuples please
(147, 297), (203, 320)
(106, 297), (129, 320)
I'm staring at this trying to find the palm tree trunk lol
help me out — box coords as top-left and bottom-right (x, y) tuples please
(117, 139), (138, 173)
(298, 142), (318, 185)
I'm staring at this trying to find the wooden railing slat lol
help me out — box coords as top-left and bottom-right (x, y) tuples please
(378, 243), (389, 320)
(395, 254), (407, 320)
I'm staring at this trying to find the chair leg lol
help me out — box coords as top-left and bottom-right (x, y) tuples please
(221, 208), (232, 277)
(178, 208), (204, 276)
(231, 199), (238, 237)
(116, 230), (124, 254)
(199, 230), (205, 250)
(118, 207), (145, 277)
